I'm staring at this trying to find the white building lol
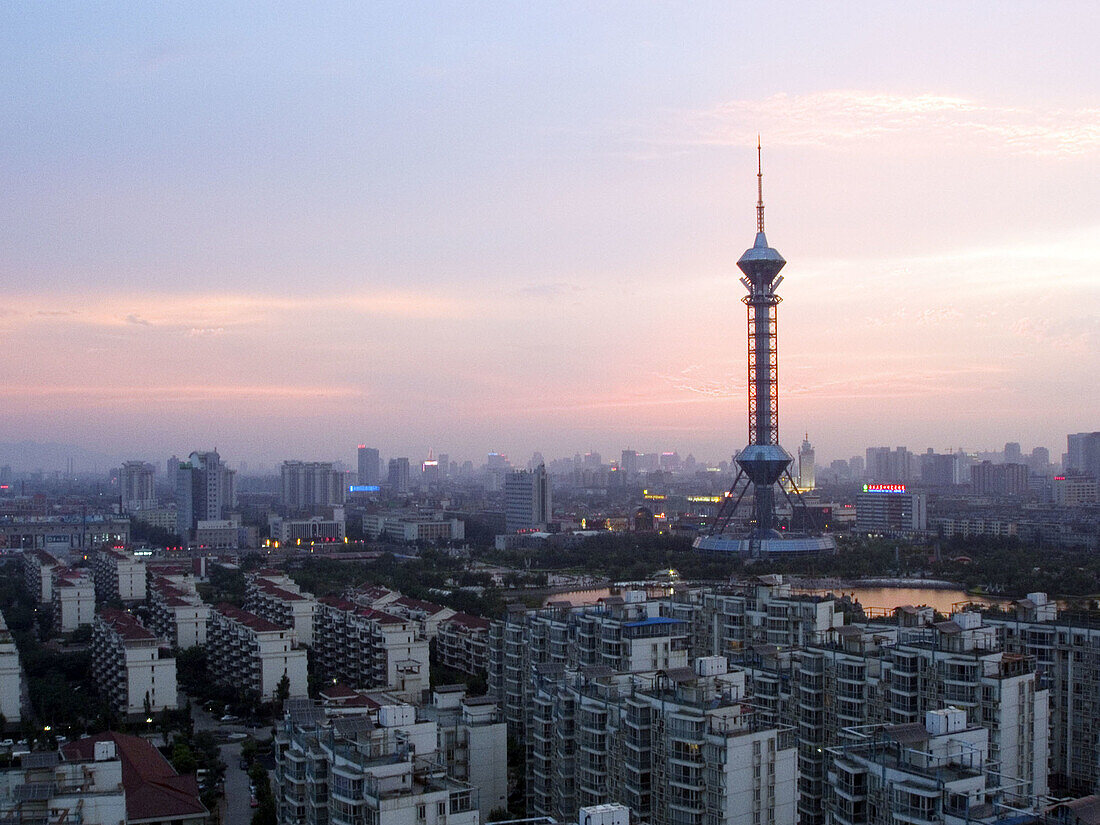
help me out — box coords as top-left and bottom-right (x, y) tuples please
(93, 547), (147, 603)
(436, 613), (492, 677)
(273, 696), (482, 825)
(385, 596), (455, 640)
(315, 597), (429, 701)
(22, 549), (62, 603)
(0, 744), (128, 825)
(0, 612), (22, 724)
(362, 514), (464, 543)
(245, 570), (318, 646)
(269, 509), (346, 546)
(207, 603), (308, 701)
(147, 572), (210, 649)
(175, 450), (236, 539)
(119, 461), (157, 512)
(798, 434), (816, 491)
(92, 609), (178, 716)
(51, 567), (96, 633)
(279, 461), (346, 510)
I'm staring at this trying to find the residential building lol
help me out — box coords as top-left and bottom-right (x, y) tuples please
(0, 745), (127, 825)
(175, 450), (236, 539)
(93, 547), (147, 603)
(147, 573), (210, 649)
(63, 732), (208, 825)
(387, 457), (411, 493)
(206, 604), (308, 701)
(855, 485), (927, 534)
(357, 445), (381, 486)
(314, 597), (428, 701)
(505, 465), (553, 533)
(245, 571), (318, 646)
(920, 450), (959, 488)
(22, 549), (61, 603)
(272, 697), (482, 825)
(971, 462), (1029, 497)
(92, 609), (178, 716)
(865, 447), (912, 483)
(279, 461), (345, 511)
(0, 612), (22, 723)
(386, 596), (455, 640)
(1067, 432), (1100, 480)
(526, 660), (798, 825)
(119, 461), (157, 512)
(436, 613), (492, 677)
(52, 567), (95, 633)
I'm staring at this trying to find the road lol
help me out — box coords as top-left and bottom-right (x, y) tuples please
(185, 695), (267, 825)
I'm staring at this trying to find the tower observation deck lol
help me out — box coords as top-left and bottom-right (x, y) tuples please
(694, 143), (836, 557)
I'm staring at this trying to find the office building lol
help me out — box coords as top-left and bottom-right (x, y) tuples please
(505, 465), (553, 532)
(920, 450), (959, 488)
(279, 461), (345, 511)
(361, 514), (464, 543)
(387, 457), (411, 493)
(855, 485), (927, 534)
(865, 447), (912, 483)
(357, 445), (381, 485)
(1067, 432), (1100, 479)
(206, 604), (308, 701)
(92, 609), (178, 716)
(269, 509), (347, 545)
(798, 434), (816, 491)
(93, 547), (147, 603)
(175, 451), (236, 539)
(1052, 475), (1099, 506)
(119, 461), (157, 512)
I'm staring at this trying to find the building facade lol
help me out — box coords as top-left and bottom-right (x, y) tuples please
(504, 465), (553, 533)
(92, 609), (178, 716)
(207, 604), (308, 701)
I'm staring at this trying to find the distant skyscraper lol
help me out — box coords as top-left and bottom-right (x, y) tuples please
(971, 461), (1028, 497)
(849, 455), (865, 479)
(119, 461), (156, 512)
(167, 455), (180, 480)
(176, 451), (236, 538)
(387, 457), (410, 493)
(421, 451), (441, 486)
(437, 453), (449, 480)
(920, 449), (958, 488)
(505, 465), (552, 532)
(280, 461), (345, 510)
(356, 446), (380, 486)
(797, 435), (815, 491)
(1004, 442), (1023, 464)
(865, 446), (911, 483)
(486, 452), (510, 471)
(620, 449), (638, 478)
(1067, 432), (1100, 479)
(1029, 446), (1051, 474)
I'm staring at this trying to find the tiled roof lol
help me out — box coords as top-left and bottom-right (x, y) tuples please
(63, 732), (207, 823)
(214, 603), (285, 633)
(393, 596), (449, 615)
(444, 612), (491, 631)
(99, 608), (157, 641)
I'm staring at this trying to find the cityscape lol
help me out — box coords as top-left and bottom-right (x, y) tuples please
(1, 6), (1098, 825)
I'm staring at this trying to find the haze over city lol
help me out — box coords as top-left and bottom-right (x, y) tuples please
(2, 3), (1097, 467)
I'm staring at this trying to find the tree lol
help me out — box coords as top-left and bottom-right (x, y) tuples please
(275, 673), (290, 708)
(171, 742), (198, 775)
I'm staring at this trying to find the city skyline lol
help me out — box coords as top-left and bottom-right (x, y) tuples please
(2, 3), (1097, 466)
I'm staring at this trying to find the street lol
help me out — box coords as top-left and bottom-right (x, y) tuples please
(186, 694), (269, 825)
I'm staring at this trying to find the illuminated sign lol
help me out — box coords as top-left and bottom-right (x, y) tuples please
(687, 495), (722, 503)
(349, 485), (381, 492)
(643, 493), (666, 501)
(358, 444), (366, 449)
(862, 484), (907, 493)
(1054, 476), (1066, 481)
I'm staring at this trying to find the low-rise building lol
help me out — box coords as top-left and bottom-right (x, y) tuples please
(93, 547), (147, 602)
(0, 745), (127, 825)
(207, 604), (308, 701)
(51, 567), (95, 633)
(269, 509), (346, 546)
(63, 732), (208, 825)
(147, 573), (210, 649)
(362, 514), (465, 543)
(92, 609), (178, 716)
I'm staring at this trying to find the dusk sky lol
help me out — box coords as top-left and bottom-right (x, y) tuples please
(2, 2), (1097, 468)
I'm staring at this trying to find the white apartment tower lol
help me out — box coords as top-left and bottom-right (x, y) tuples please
(119, 461), (157, 512)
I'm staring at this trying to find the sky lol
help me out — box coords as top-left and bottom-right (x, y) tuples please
(1, 2), (1098, 469)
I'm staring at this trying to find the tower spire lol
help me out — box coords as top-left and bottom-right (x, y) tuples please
(756, 136), (765, 234)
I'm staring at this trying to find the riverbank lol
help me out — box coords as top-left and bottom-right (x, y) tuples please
(788, 576), (963, 591)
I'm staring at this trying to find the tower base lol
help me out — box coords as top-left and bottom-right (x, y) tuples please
(693, 533), (836, 557)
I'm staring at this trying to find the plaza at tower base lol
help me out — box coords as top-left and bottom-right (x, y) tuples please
(693, 532), (837, 555)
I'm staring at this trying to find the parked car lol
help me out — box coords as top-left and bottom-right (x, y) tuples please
(227, 732), (247, 742)
(220, 714), (241, 723)
(0, 739), (13, 748)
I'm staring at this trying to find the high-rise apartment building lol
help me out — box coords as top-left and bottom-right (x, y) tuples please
(119, 461), (156, 512)
(970, 461), (1028, 497)
(865, 447), (912, 483)
(175, 450), (235, 539)
(279, 461), (345, 511)
(920, 449), (958, 488)
(357, 445), (380, 485)
(504, 465), (552, 532)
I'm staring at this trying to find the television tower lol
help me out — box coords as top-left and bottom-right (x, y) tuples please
(695, 142), (834, 557)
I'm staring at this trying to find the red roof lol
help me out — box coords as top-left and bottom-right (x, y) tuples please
(445, 612), (491, 631)
(63, 732), (207, 823)
(256, 580), (306, 601)
(214, 603), (285, 633)
(99, 608), (157, 641)
(393, 596), (449, 615)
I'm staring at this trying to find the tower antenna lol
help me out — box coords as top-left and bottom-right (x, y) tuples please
(756, 136), (765, 234)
